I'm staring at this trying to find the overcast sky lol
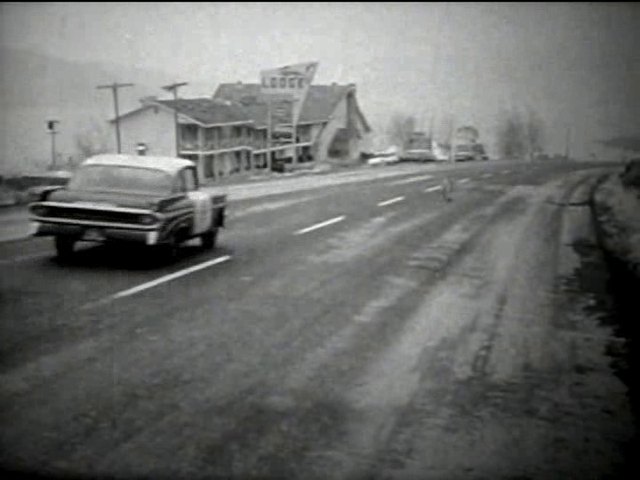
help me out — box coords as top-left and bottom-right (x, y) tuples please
(2, 2), (639, 157)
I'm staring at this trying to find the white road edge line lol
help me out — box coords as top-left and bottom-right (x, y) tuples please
(424, 185), (442, 192)
(377, 196), (405, 207)
(458, 178), (470, 184)
(111, 255), (232, 300)
(295, 215), (346, 235)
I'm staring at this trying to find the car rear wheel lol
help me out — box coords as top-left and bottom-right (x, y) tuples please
(166, 232), (181, 260)
(55, 235), (76, 260)
(201, 228), (218, 250)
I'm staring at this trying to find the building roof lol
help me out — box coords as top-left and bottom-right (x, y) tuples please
(83, 154), (195, 175)
(157, 98), (252, 126)
(112, 98), (252, 127)
(212, 83), (363, 127)
(114, 83), (371, 132)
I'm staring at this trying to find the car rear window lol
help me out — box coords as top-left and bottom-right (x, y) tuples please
(68, 165), (173, 195)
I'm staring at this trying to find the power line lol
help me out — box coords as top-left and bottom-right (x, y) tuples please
(162, 82), (189, 157)
(97, 82), (134, 154)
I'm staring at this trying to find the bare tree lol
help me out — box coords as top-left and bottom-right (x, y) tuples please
(74, 117), (110, 163)
(496, 106), (544, 161)
(524, 106), (545, 161)
(387, 113), (416, 148)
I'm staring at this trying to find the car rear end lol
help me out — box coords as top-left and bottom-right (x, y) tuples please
(29, 201), (165, 246)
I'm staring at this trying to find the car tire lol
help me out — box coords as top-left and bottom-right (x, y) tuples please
(201, 228), (218, 250)
(167, 233), (181, 260)
(55, 235), (76, 260)
(154, 232), (180, 264)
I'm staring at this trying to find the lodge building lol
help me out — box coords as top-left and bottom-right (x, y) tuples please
(111, 81), (371, 182)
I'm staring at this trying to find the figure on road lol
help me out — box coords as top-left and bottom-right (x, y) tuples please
(441, 176), (453, 202)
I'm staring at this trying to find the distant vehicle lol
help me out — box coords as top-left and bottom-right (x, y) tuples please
(367, 154), (399, 166)
(454, 143), (489, 162)
(474, 143), (489, 161)
(432, 143), (450, 162)
(19, 171), (74, 201)
(367, 146), (400, 166)
(400, 132), (437, 162)
(399, 149), (436, 162)
(28, 154), (227, 260)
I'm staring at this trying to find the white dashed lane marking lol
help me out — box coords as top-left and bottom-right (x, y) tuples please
(294, 215), (346, 235)
(108, 255), (232, 301)
(424, 185), (442, 193)
(377, 196), (405, 207)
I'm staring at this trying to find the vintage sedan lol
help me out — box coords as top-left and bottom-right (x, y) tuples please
(28, 154), (226, 260)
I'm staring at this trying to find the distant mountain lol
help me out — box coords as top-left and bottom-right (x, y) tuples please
(0, 47), (214, 174)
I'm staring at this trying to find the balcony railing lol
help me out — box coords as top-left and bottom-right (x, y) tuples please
(180, 136), (313, 153)
(180, 139), (200, 151)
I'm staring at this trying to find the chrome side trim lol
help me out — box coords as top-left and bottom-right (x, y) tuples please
(29, 216), (159, 231)
(33, 201), (154, 215)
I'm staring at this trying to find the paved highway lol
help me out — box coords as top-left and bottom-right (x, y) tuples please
(0, 161), (634, 479)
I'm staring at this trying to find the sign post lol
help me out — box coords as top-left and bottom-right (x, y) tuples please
(260, 62), (318, 170)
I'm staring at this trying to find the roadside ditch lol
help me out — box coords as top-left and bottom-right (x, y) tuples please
(588, 171), (640, 467)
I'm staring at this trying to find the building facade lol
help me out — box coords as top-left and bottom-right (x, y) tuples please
(111, 82), (371, 182)
(214, 82), (371, 168)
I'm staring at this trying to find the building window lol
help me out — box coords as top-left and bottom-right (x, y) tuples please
(204, 128), (218, 150)
(217, 154), (226, 178)
(204, 154), (214, 178)
(180, 124), (199, 150)
(233, 151), (242, 174)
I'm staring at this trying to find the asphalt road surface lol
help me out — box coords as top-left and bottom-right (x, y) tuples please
(0, 161), (635, 479)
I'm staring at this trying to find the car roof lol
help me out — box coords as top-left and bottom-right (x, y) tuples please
(82, 154), (196, 175)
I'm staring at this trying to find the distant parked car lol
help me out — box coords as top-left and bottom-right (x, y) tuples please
(28, 154), (226, 260)
(19, 171), (74, 202)
(474, 143), (489, 161)
(399, 149), (437, 162)
(454, 143), (488, 162)
(367, 154), (399, 166)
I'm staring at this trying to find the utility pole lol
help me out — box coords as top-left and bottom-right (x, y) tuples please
(47, 120), (59, 170)
(291, 98), (297, 165)
(162, 81), (189, 157)
(266, 96), (273, 172)
(564, 126), (572, 160)
(97, 82), (134, 154)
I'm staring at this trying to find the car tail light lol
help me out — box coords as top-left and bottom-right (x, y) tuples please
(138, 214), (158, 225)
(31, 205), (50, 217)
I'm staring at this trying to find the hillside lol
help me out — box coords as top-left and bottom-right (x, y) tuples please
(0, 47), (214, 175)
